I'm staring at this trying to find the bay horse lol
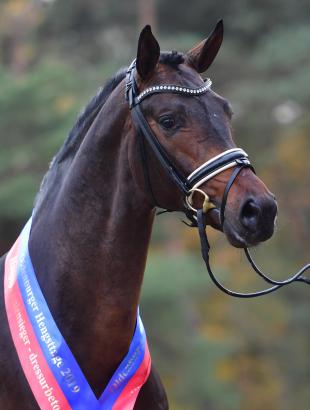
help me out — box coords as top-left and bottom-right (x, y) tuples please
(0, 22), (277, 409)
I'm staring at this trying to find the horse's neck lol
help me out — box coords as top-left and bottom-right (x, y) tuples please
(29, 90), (154, 394)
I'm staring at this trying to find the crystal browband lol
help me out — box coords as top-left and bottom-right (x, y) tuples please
(136, 78), (212, 104)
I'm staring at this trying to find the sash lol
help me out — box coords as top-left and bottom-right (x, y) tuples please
(4, 219), (151, 410)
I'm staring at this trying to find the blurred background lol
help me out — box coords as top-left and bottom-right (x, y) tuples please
(0, 1), (309, 409)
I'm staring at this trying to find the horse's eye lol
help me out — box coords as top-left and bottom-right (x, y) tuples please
(159, 116), (176, 130)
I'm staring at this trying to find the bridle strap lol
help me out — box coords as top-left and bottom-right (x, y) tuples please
(125, 60), (309, 297)
(220, 163), (256, 228)
(198, 210), (310, 297)
(127, 63), (190, 197)
(135, 79), (212, 105)
(220, 165), (243, 228)
(126, 61), (251, 203)
(187, 149), (251, 189)
(136, 127), (159, 206)
(131, 106), (189, 194)
(244, 248), (310, 285)
(201, 163), (310, 297)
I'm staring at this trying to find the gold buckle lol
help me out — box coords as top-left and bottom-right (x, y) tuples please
(186, 188), (216, 214)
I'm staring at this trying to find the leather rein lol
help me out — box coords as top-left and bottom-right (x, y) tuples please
(125, 60), (310, 298)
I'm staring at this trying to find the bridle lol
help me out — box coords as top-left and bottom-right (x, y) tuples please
(125, 60), (310, 298)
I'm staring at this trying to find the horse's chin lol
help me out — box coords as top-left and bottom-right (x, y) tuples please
(223, 220), (275, 249)
(223, 223), (248, 248)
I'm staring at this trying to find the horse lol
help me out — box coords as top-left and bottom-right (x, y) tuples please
(0, 22), (277, 409)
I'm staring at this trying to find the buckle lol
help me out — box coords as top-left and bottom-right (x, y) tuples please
(236, 158), (250, 166)
(186, 188), (216, 214)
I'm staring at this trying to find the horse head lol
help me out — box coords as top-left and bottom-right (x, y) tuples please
(128, 23), (277, 249)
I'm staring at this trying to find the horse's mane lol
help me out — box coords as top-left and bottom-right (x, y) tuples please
(54, 68), (128, 166)
(34, 52), (184, 209)
(160, 51), (184, 67)
(34, 67), (127, 208)
(52, 52), (183, 165)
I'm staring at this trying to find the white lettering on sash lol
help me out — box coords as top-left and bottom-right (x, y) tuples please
(10, 295), (63, 409)
(13, 247), (81, 397)
(29, 353), (61, 409)
(110, 346), (141, 392)
(34, 312), (62, 365)
(19, 257), (39, 313)
(16, 310), (30, 346)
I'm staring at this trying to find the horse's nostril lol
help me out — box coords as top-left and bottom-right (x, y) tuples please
(240, 199), (261, 231)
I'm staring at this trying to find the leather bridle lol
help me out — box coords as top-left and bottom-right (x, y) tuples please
(125, 60), (310, 298)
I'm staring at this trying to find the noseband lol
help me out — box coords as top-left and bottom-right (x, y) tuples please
(125, 60), (310, 298)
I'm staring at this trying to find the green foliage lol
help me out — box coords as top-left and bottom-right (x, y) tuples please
(142, 232), (310, 409)
(141, 252), (241, 410)
(0, 60), (115, 218)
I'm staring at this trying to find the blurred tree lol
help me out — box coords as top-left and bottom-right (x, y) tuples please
(137, 0), (157, 33)
(0, 0), (42, 74)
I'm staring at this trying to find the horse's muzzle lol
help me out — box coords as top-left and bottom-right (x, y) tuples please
(225, 194), (278, 247)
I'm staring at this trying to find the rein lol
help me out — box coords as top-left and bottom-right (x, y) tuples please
(126, 60), (310, 298)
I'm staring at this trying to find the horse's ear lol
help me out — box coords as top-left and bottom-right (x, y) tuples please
(136, 25), (160, 80)
(186, 20), (224, 73)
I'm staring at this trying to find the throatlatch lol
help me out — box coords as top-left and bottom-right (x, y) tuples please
(126, 59), (310, 298)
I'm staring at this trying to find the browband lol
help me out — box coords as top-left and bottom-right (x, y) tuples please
(136, 79), (212, 104)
